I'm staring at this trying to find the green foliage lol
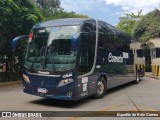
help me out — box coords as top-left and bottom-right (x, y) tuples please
(0, 0), (88, 60)
(33, 0), (62, 18)
(0, 0), (44, 56)
(33, 0), (88, 19)
(117, 20), (136, 35)
(52, 11), (89, 19)
(0, 0), (88, 80)
(123, 10), (143, 20)
(133, 9), (160, 43)
(117, 10), (143, 36)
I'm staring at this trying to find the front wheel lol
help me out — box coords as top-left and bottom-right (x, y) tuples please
(93, 77), (107, 99)
(134, 71), (140, 84)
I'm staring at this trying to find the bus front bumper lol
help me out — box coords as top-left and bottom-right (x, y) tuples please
(23, 81), (77, 101)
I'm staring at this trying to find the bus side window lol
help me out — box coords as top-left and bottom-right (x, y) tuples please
(83, 21), (96, 33)
(78, 35), (89, 73)
(116, 34), (131, 53)
(98, 22), (115, 51)
(78, 21), (96, 75)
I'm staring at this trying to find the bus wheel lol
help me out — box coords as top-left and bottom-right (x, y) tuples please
(134, 71), (140, 84)
(93, 77), (106, 99)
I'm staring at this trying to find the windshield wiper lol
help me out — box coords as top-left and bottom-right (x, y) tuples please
(51, 56), (56, 71)
(29, 57), (39, 72)
(29, 41), (47, 72)
(47, 37), (59, 72)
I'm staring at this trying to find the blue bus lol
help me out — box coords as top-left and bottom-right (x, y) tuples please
(15, 18), (145, 101)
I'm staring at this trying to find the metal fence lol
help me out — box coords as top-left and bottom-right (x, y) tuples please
(0, 56), (21, 82)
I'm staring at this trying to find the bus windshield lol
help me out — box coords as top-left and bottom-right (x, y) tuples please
(25, 25), (80, 72)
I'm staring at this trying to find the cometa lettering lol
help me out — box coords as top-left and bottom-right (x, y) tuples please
(108, 52), (123, 63)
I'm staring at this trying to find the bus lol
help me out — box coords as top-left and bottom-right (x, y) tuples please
(17, 18), (145, 101)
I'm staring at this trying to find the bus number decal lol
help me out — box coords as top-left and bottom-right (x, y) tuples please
(62, 73), (72, 78)
(83, 83), (87, 92)
(123, 52), (129, 59)
(81, 92), (88, 97)
(82, 77), (88, 83)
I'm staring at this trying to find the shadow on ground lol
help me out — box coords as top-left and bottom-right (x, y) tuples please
(29, 79), (144, 108)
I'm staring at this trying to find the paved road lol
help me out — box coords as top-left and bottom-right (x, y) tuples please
(0, 77), (160, 120)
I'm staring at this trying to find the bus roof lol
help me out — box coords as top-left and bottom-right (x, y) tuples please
(33, 18), (94, 28)
(32, 18), (134, 41)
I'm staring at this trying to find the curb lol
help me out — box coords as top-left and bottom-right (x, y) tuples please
(145, 74), (160, 80)
(0, 80), (21, 86)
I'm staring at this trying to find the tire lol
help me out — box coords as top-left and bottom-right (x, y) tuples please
(134, 71), (140, 84)
(93, 77), (107, 99)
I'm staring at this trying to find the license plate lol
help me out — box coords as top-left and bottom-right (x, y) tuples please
(38, 88), (47, 93)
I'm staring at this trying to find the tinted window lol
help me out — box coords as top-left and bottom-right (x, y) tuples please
(78, 21), (96, 74)
(83, 21), (96, 32)
(151, 48), (156, 58)
(98, 22), (115, 51)
(137, 49), (144, 57)
(98, 21), (131, 52)
(156, 48), (160, 58)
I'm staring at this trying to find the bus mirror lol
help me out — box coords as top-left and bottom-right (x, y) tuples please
(12, 35), (28, 62)
(71, 35), (79, 52)
(12, 35), (29, 53)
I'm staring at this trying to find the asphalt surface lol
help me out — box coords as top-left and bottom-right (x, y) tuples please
(0, 76), (160, 120)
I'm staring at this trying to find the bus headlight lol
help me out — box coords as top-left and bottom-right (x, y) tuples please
(23, 74), (30, 83)
(58, 78), (73, 87)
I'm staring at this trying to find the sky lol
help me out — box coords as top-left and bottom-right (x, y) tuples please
(60, 0), (160, 26)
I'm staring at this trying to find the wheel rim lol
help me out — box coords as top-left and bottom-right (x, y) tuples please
(97, 80), (104, 95)
(137, 73), (140, 82)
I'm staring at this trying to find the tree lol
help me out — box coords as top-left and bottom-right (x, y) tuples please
(52, 10), (89, 19)
(133, 9), (160, 43)
(117, 10), (143, 36)
(33, 0), (89, 19)
(117, 20), (136, 35)
(0, 0), (43, 56)
(0, 0), (88, 80)
(133, 9), (160, 71)
(33, 0), (62, 18)
(0, 0), (44, 80)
